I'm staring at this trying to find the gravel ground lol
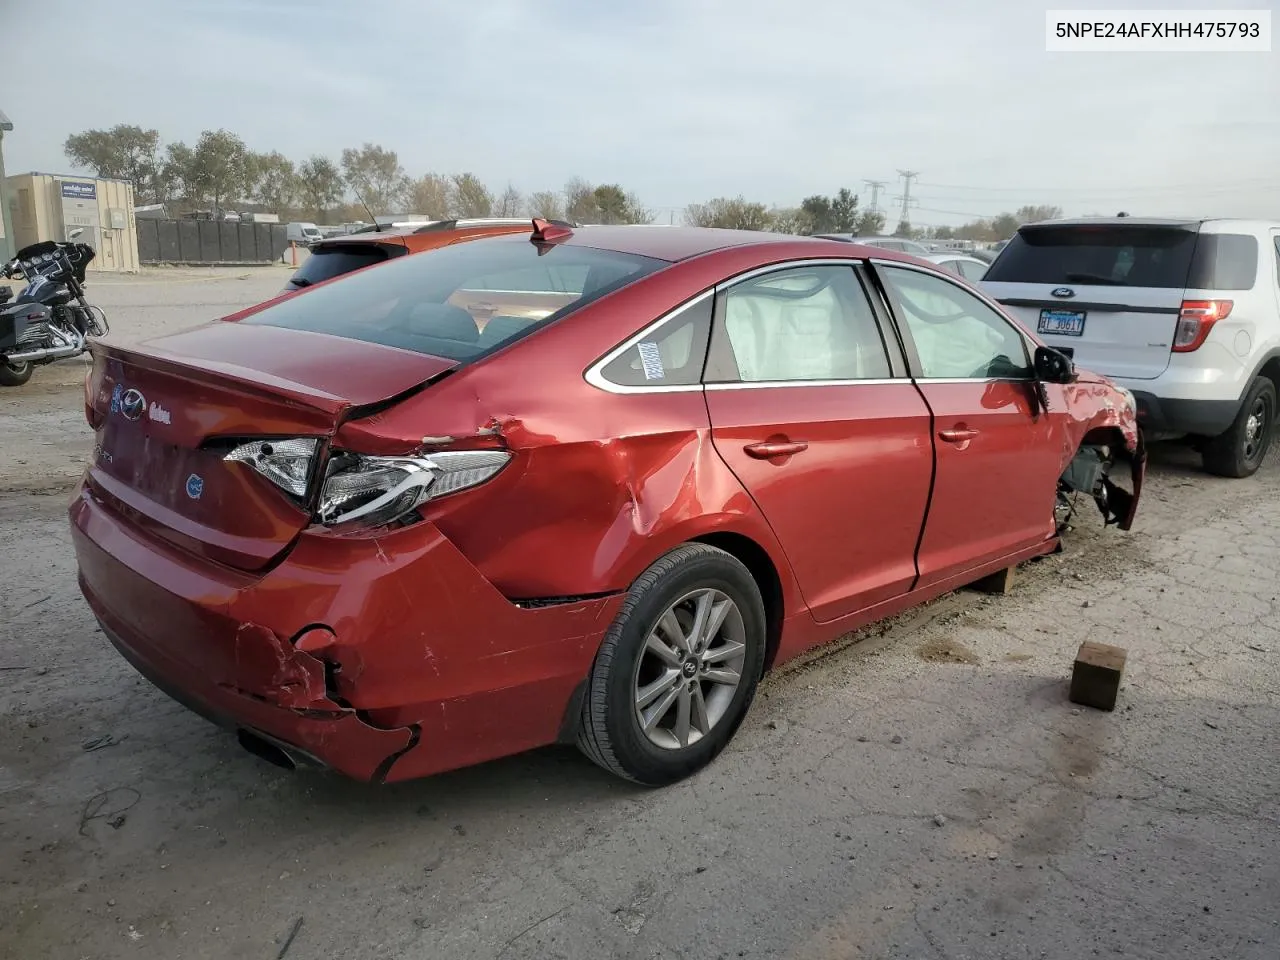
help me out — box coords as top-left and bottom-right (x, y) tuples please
(1, 268), (1277, 960)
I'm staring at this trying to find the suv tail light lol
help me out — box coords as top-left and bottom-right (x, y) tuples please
(1172, 300), (1232, 353)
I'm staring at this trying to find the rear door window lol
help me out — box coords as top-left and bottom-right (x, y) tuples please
(285, 243), (404, 290)
(985, 225), (1198, 289)
(707, 265), (893, 383)
(1187, 234), (1258, 290)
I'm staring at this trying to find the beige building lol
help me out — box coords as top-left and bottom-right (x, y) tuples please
(5, 172), (140, 273)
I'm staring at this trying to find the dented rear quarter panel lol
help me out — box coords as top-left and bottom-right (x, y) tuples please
(334, 249), (818, 606)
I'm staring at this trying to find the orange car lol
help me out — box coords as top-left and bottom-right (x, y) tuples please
(282, 218), (573, 294)
(281, 218), (581, 331)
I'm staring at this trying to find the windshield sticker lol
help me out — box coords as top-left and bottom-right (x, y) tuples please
(637, 341), (665, 381)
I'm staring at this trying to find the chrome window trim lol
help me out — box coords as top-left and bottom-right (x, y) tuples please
(584, 290), (715, 395)
(712, 257), (864, 294)
(705, 378), (902, 391)
(915, 376), (1035, 384)
(586, 256), (1035, 395)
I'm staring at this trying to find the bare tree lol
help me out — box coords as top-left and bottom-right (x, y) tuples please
(297, 155), (345, 222)
(769, 207), (806, 234)
(564, 177), (599, 223)
(63, 125), (164, 202)
(495, 183), (524, 217)
(854, 210), (886, 235)
(592, 184), (652, 224)
(684, 197), (774, 231)
(410, 173), (451, 219)
(340, 143), (409, 214)
(184, 129), (251, 214)
(527, 190), (565, 219)
(449, 173), (494, 217)
(246, 151), (299, 213)
(1015, 205), (1063, 224)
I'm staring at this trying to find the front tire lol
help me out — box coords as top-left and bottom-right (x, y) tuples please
(0, 361), (33, 387)
(1202, 376), (1275, 478)
(577, 544), (767, 785)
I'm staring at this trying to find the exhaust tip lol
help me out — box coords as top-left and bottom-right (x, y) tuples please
(236, 729), (297, 771)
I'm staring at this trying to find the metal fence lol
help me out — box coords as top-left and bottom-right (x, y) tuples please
(136, 219), (290, 265)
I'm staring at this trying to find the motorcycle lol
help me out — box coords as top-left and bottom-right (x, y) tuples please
(0, 229), (109, 387)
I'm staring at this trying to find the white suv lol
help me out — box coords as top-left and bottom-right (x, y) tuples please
(982, 218), (1280, 477)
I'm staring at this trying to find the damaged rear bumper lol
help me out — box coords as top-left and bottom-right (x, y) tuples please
(70, 488), (623, 783)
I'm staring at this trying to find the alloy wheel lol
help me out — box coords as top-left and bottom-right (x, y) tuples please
(632, 588), (747, 750)
(1243, 395), (1269, 463)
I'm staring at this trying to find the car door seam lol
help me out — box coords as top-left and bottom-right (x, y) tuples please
(908, 378), (937, 595)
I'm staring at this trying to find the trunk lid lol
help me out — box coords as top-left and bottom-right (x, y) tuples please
(981, 221), (1200, 381)
(86, 321), (455, 571)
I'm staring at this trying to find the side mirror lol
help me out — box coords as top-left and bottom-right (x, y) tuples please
(1034, 345), (1075, 384)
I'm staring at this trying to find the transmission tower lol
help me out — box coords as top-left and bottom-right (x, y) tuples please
(893, 169), (920, 231)
(863, 179), (887, 216)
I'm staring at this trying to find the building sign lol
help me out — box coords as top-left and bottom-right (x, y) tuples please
(61, 181), (97, 200)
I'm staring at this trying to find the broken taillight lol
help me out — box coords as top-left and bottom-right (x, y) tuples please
(316, 449), (510, 528)
(224, 438), (320, 498)
(224, 436), (511, 529)
(1172, 300), (1232, 353)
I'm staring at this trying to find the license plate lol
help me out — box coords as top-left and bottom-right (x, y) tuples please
(1038, 309), (1086, 337)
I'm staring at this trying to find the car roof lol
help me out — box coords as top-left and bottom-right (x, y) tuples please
(313, 223), (934, 266)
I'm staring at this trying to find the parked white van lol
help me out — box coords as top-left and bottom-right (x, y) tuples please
(286, 222), (323, 246)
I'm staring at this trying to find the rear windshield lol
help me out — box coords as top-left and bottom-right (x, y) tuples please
(245, 236), (664, 361)
(985, 226), (1198, 289)
(986, 225), (1260, 291)
(285, 243), (404, 290)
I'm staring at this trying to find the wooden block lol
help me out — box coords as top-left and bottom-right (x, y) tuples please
(1069, 641), (1127, 711)
(971, 565), (1017, 595)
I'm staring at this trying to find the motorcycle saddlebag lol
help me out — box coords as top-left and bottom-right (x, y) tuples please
(0, 302), (52, 353)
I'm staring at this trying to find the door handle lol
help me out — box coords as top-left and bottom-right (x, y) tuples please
(938, 428), (979, 443)
(744, 440), (809, 459)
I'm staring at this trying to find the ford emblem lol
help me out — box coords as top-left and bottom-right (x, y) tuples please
(120, 388), (146, 421)
(1051, 287), (1076, 299)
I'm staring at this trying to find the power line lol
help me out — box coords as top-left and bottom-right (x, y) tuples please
(894, 170), (919, 227)
(863, 179), (888, 216)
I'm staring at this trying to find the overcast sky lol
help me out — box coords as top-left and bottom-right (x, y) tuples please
(4, 0), (1277, 226)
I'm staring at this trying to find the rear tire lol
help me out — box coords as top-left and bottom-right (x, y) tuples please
(0, 362), (33, 387)
(1202, 377), (1275, 478)
(577, 544), (767, 785)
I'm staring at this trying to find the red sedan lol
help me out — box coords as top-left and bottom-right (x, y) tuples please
(70, 221), (1144, 786)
